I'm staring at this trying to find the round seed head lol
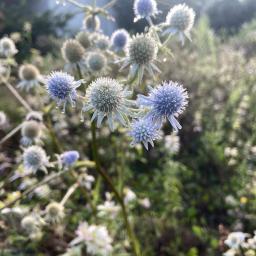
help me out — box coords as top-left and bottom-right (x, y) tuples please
(87, 52), (106, 72)
(19, 64), (40, 81)
(21, 215), (39, 234)
(83, 15), (101, 32)
(45, 202), (65, 224)
(76, 31), (91, 49)
(134, 0), (158, 19)
(60, 150), (80, 167)
(0, 37), (18, 57)
(166, 4), (195, 32)
(95, 35), (110, 50)
(61, 39), (85, 64)
(21, 120), (41, 140)
(128, 34), (157, 65)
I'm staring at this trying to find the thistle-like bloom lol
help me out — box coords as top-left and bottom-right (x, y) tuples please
(61, 39), (86, 72)
(163, 4), (195, 45)
(137, 81), (188, 131)
(129, 118), (161, 150)
(0, 37), (18, 58)
(111, 29), (129, 51)
(86, 52), (107, 74)
(45, 71), (83, 113)
(21, 214), (44, 240)
(21, 120), (42, 146)
(70, 222), (113, 256)
(23, 145), (50, 173)
(83, 77), (133, 131)
(76, 31), (91, 49)
(133, 0), (159, 22)
(45, 202), (65, 224)
(59, 150), (80, 168)
(95, 34), (110, 51)
(17, 64), (43, 91)
(83, 15), (101, 32)
(120, 34), (159, 84)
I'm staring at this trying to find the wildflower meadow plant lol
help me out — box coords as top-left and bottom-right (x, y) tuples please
(0, 0), (196, 255)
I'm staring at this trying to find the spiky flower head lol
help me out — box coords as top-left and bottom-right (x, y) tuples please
(17, 64), (43, 91)
(59, 150), (80, 168)
(0, 37), (18, 58)
(45, 71), (83, 113)
(121, 34), (159, 84)
(61, 39), (85, 72)
(111, 29), (129, 51)
(129, 118), (161, 150)
(45, 202), (65, 224)
(83, 15), (101, 32)
(86, 52), (107, 74)
(137, 81), (188, 131)
(83, 77), (133, 131)
(76, 31), (91, 49)
(23, 145), (49, 173)
(21, 214), (44, 240)
(70, 222), (113, 256)
(26, 111), (43, 123)
(96, 35), (110, 51)
(163, 4), (195, 45)
(21, 120), (41, 146)
(133, 0), (159, 22)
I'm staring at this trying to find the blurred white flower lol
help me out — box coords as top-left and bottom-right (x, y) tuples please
(124, 187), (136, 204)
(97, 193), (120, 219)
(138, 198), (151, 208)
(164, 133), (180, 154)
(225, 232), (249, 249)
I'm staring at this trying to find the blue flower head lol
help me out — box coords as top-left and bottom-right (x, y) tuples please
(111, 29), (129, 51)
(46, 71), (83, 113)
(129, 118), (161, 150)
(137, 81), (188, 131)
(60, 150), (80, 167)
(133, 0), (158, 22)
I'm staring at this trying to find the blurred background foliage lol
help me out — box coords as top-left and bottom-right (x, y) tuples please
(1, 0), (256, 255)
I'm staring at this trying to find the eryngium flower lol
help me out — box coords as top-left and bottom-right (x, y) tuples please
(76, 31), (91, 49)
(70, 222), (113, 256)
(17, 64), (43, 91)
(111, 29), (129, 51)
(45, 71), (83, 113)
(86, 52), (107, 74)
(21, 120), (41, 146)
(133, 0), (159, 22)
(0, 37), (18, 58)
(137, 81), (188, 131)
(163, 4), (195, 45)
(59, 150), (80, 168)
(95, 35), (110, 51)
(45, 202), (65, 224)
(83, 77), (133, 131)
(61, 39), (85, 72)
(129, 118), (161, 149)
(121, 34), (159, 84)
(23, 145), (49, 173)
(83, 15), (101, 32)
(21, 214), (44, 240)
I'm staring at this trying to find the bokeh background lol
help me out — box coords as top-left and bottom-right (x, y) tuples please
(1, 0), (256, 255)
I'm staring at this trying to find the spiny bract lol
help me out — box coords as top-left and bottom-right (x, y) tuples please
(137, 81), (188, 131)
(83, 77), (133, 131)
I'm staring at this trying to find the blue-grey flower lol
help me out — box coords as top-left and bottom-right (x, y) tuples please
(129, 118), (161, 150)
(111, 29), (129, 51)
(82, 77), (133, 131)
(23, 145), (50, 173)
(133, 0), (159, 23)
(45, 71), (83, 113)
(137, 81), (188, 131)
(60, 150), (80, 167)
(120, 34), (160, 84)
(163, 4), (195, 45)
